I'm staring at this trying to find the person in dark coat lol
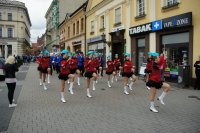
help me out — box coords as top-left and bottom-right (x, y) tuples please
(194, 55), (200, 90)
(4, 56), (19, 108)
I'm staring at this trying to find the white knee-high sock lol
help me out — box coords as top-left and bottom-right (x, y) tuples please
(159, 92), (167, 100)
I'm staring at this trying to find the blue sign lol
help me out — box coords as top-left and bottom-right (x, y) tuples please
(151, 20), (162, 31)
(54, 49), (57, 52)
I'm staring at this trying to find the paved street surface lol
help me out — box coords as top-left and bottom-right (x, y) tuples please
(1, 63), (200, 133)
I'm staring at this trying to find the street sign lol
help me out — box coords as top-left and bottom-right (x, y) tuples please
(152, 20), (162, 31)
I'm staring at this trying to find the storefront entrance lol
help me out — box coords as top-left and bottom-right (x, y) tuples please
(136, 38), (145, 71)
(110, 30), (125, 63)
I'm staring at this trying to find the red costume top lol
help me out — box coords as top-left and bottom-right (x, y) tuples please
(106, 61), (115, 73)
(114, 58), (121, 67)
(149, 61), (162, 82)
(60, 59), (70, 75)
(146, 58), (153, 71)
(84, 58), (95, 73)
(71, 57), (78, 69)
(41, 57), (50, 69)
(123, 60), (133, 73)
(36, 56), (43, 68)
(93, 57), (100, 68)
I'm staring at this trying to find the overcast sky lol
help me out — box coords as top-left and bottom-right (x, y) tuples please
(17, 0), (52, 43)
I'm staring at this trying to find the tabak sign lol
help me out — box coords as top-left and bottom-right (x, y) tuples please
(129, 23), (151, 35)
(129, 12), (192, 36)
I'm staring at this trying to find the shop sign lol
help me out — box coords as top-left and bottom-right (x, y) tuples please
(129, 23), (151, 35)
(72, 41), (81, 46)
(163, 12), (192, 29)
(112, 25), (124, 32)
(87, 35), (104, 43)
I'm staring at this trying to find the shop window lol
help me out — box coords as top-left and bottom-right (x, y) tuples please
(81, 18), (84, 32)
(90, 21), (94, 34)
(0, 27), (2, 38)
(100, 15), (105, 31)
(137, 38), (146, 71)
(114, 7), (122, 26)
(161, 32), (189, 82)
(76, 21), (79, 35)
(7, 27), (13, 38)
(0, 12), (2, 20)
(8, 13), (12, 21)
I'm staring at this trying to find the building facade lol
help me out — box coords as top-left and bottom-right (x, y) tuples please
(86, 0), (131, 65)
(0, 0), (32, 57)
(129, 0), (200, 83)
(45, 0), (87, 52)
(59, 1), (87, 53)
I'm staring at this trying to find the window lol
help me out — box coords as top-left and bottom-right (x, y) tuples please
(115, 7), (121, 24)
(100, 15), (105, 29)
(7, 28), (13, 38)
(81, 18), (84, 32)
(0, 13), (2, 20)
(0, 27), (2, 38)
(76, 21), (79, 34)
(68, 26), (70, 38)
(167, 0), (177, 6)
(137, 0), (145, 16)
(8, 13), (12, 21)
(91, 21), (94, 33)
(73, 23), (75, 35)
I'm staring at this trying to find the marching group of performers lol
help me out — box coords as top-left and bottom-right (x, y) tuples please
(36, 50), (170, 113)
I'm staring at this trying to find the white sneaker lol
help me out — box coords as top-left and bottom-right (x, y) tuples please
(93, 86), (96, 91)
(40, 82), (42, 86)
(9, 103), (17, 108)
(157, 97), (165, 105)
(124, 87), (129, 95)
(96, 80), (98, 84)
(87, 89), (92, 98)
(44, 85), (47, 90)
(108, 83), (111, 88)
(115, 78), (118, 82)
(48, 81), (50, 84)
(78, 82), (80, 86)
(146, 86), (151, 90)
(69, 88), (74, 95)
(150, 106), (158, 113)
(61, 98), (66, 103)
(129, 83), (133, 91)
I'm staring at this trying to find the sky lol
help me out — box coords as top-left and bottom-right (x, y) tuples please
(17, 0), (52, 43)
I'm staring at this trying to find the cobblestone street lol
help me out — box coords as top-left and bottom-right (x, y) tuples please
(0, 64), (200, 133)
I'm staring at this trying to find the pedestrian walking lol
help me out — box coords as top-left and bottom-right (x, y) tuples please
(146, 53), (170, 113)
(122, 53), (137, 95)
(4, 56), (19, 108)
(77, 52), (85, 77)
(194, 55), (200, 90)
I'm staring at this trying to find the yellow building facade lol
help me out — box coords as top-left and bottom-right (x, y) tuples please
(59, 2), (87, 53)
(129, 0), (200, 84)
(86, 0), (131, 65)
